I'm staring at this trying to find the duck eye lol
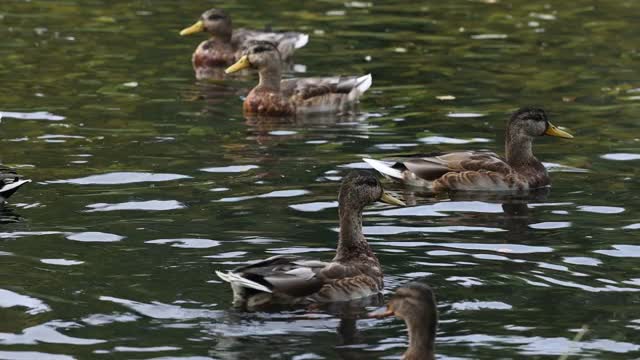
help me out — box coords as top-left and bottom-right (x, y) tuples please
(252, 46), (270, 53)
(207, 14), (224, 21)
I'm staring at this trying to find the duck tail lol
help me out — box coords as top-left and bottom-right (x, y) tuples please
(294, 33), (309, 49)
(346, 74), (372, 102)
(363, 158), (403, 180)
(215, 271), (273, 293)
(0, 179), (31, 200)
(355, 74), (372, 96)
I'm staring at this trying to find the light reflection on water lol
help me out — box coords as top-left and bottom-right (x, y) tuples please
(1, 0), (640, 359)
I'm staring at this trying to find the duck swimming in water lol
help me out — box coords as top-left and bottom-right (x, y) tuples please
(369, 282), (438, 360)
(215, 172), (404, 310)
(364, 107), (573, 192)
(180, 8), (308, 79)
(225, 41), (372, 116)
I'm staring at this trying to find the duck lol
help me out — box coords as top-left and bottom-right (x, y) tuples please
(180, 8), (309, 79)
(369, 282), (438, 360)
(363, 107), (573, 192)
(0, 165), (31, 203)
(215, 171), (405, 310)
(224, 41), (372, 116)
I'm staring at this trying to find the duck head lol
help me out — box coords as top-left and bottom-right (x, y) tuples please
(225, 41), (282, 74)
(180, 9), (232, 41)
(507, 107), (573, 140)
(338, 172), (405, 211)
(370, 282), (438, 360)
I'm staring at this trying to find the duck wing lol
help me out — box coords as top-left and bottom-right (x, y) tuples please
(310, 260), (383, 302)
(397, 151), (511, 180)
(216, 255), (329, 298)
(232, 29), (309, 58)
(277, 75), (372, 113)
(281, 75), (371, 99)
(364, 151), (522, 191)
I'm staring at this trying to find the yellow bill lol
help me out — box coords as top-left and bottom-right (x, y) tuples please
(380, 191), (405, 207)
(180, 20), (205, 36)
(545, 122), (574, 139)
(225, 55), (251, 74)
(368, 305), (395, 319)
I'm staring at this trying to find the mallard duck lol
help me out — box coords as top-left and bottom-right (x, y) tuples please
(0, 166), (30, 203)
(364, 108), (573, 192)
(215, 172), (405, 309)
(180, 9), (308, 79)
(369, 282), (438, 360)
(224, 41), (372, 116)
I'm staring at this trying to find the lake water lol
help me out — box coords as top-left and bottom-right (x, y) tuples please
(1, 1), (640, 359)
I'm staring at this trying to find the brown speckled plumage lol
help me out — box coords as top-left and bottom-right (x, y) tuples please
(225, 41), (372, 116)
(365, 108), (573, 192)
(216, 172), (403, 309)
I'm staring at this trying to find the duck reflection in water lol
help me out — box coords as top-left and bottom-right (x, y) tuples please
(244, 112), (373, 145)
(398, 187), (551, 237)
(369, 282), (438, 360)
(0, 206), (24, 224)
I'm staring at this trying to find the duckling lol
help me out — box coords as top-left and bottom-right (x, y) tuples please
(0, 166), (30, 203)
(364, 108), (573, 192)
(215, 172), (405, 309)
(180, 9), (308, 79)
(225, 41), (372, 116)
(369, 282), (438, 360)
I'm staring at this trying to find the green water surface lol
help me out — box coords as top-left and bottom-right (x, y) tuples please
(1, 1), (640, 359)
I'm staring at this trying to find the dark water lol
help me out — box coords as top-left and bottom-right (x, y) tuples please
(1, 1), (640, 359)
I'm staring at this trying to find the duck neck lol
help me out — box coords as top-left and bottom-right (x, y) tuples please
(336, 203), (368, 259)
(404, 319), (435, 360)
(210, 28), (232, 43)
(256, 65), (282, 91)
(505, 131), (538, 169)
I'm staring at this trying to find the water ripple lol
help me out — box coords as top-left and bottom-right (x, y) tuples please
(533, 275), (639, 292)
(82, 313), (139, 326)
(601, 153), (640, 161)
(289, 201), (338, 212)
(578, 205), (625, 214)
(113, 346), (180, 353)
(145, 238), (220, 249)
(0, 289), (50, 315)
(595, 245), (640, 258)
(369, 201), (503, 217)
(0, 351), (73, 360)
(529, 222), (572, 229)
(48, 172), (190, 185)
(66, 232), (124, 242)
(200, 165), (259, 173)
(378, 241), (552, 254)
(40, 259), (85, 266)
(85, 200), (185, 212)
(440, 334), (639, 355)
(363, 225), (506, 235)
(100, 296), (222, 320)
(451, 301), (512, 311)
(419, 136), (491, 145)
(0, 321), (105, 345)
(0, 231), (62, 239)
(217, 190), (310, 203)
(0, 110), (65, 121)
